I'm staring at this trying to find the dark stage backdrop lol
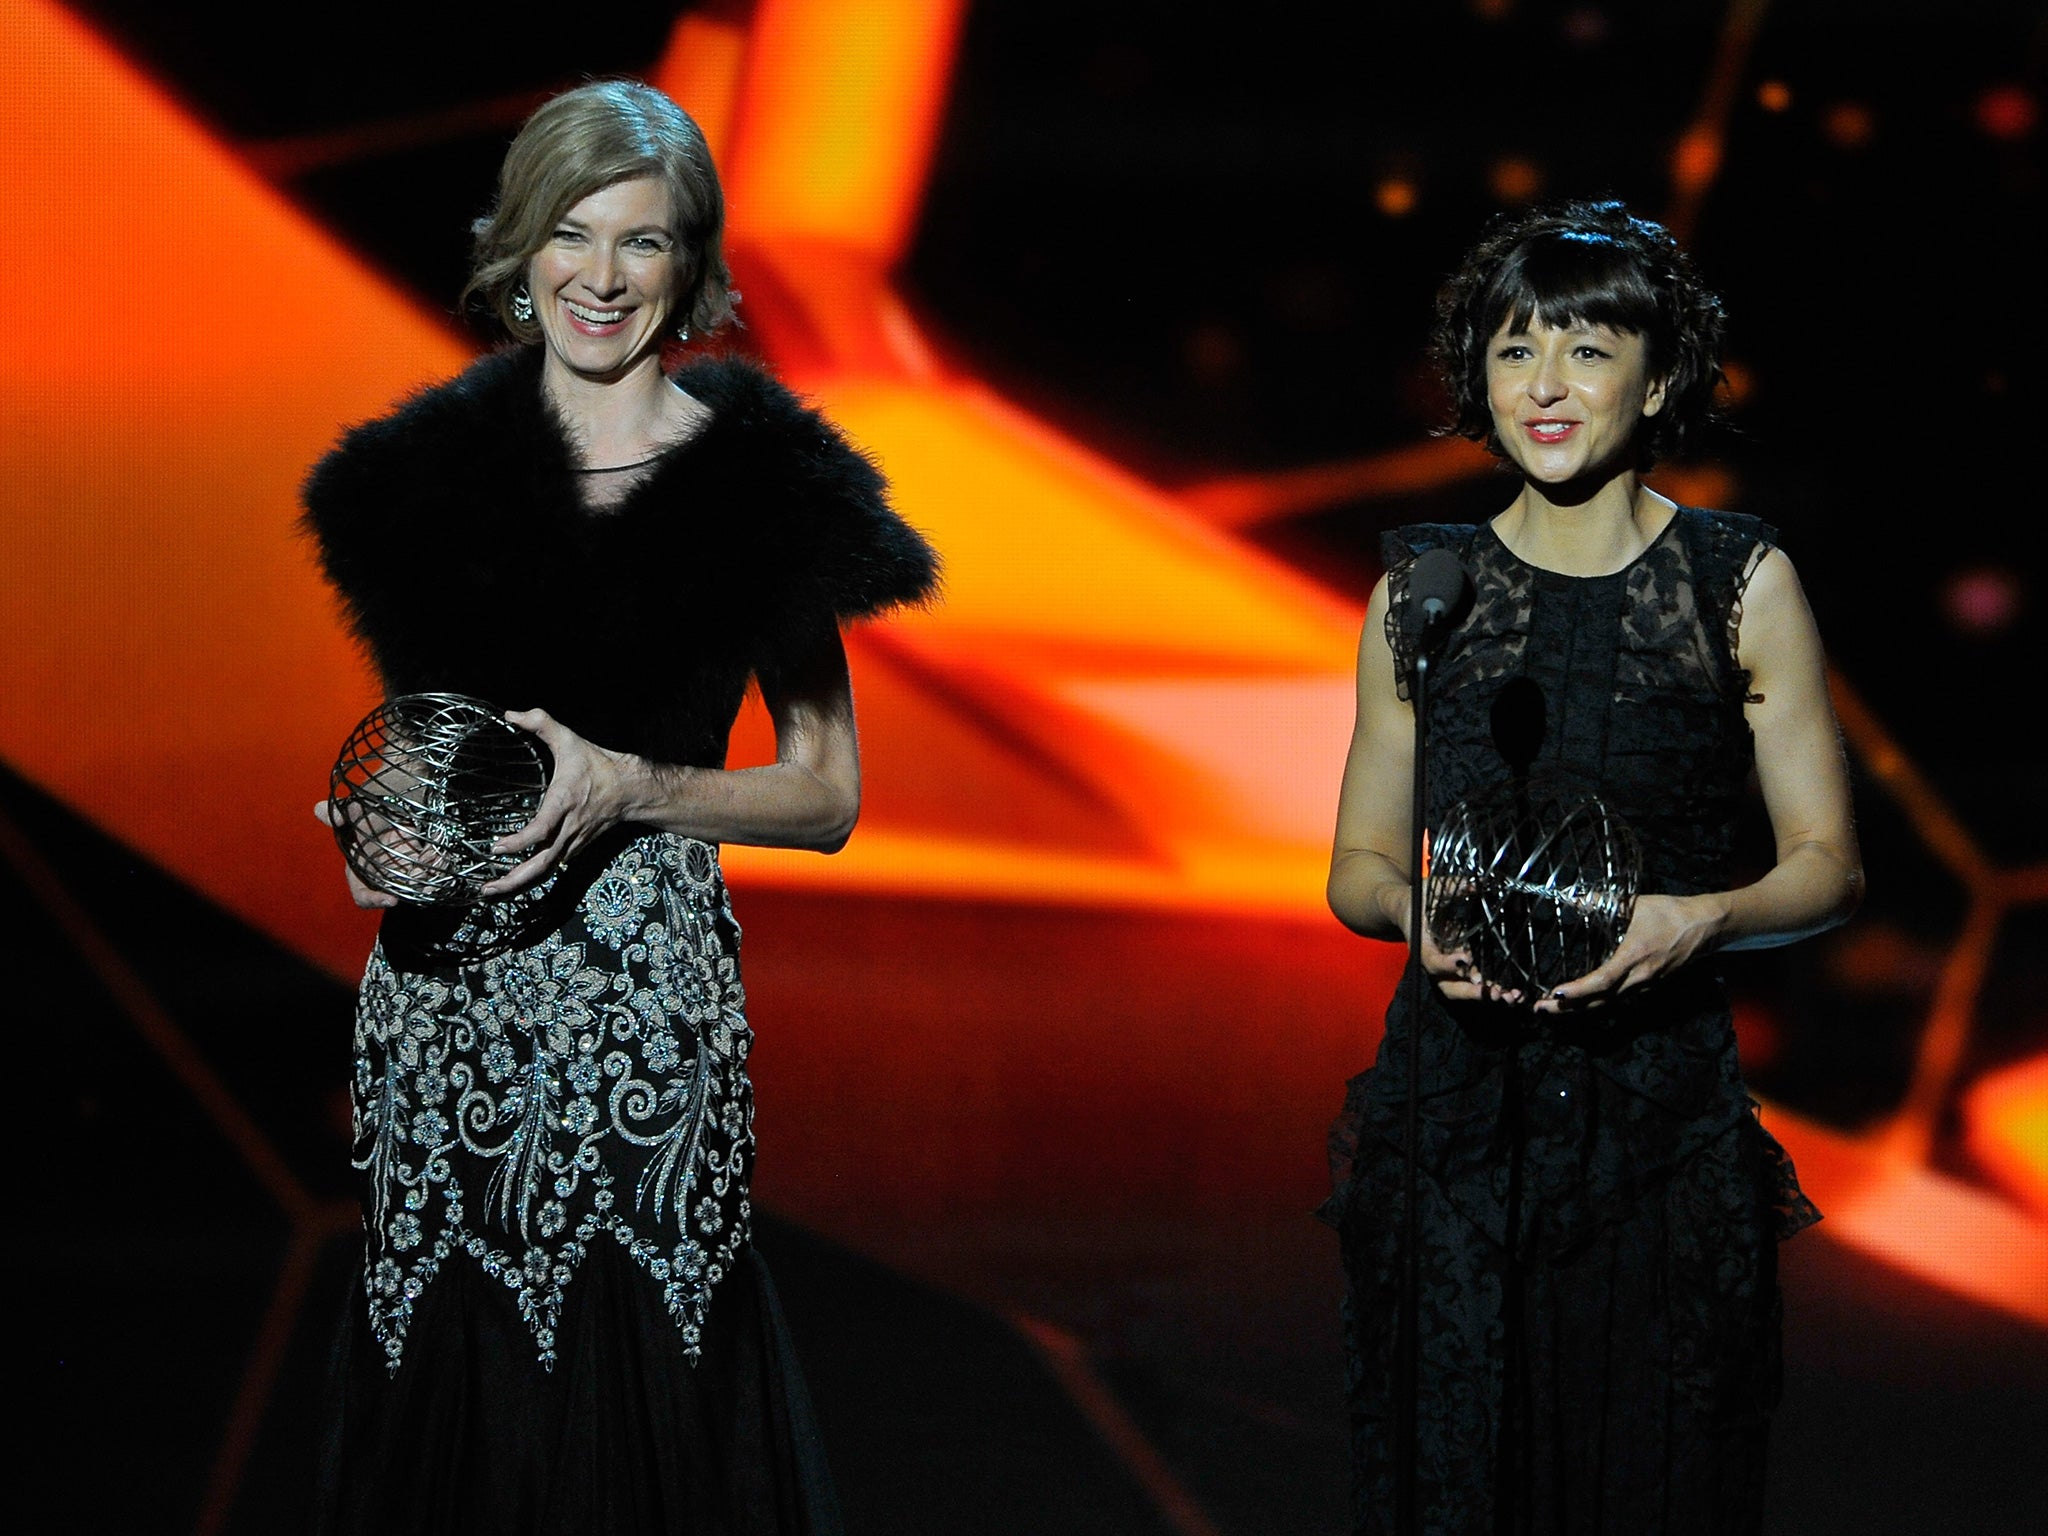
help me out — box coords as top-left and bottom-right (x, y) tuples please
(7, 2), (2044, 1532)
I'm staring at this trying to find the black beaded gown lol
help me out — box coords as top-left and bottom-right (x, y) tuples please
(301, 345), (939, 1536)
(315, 831), (841, 1536)
(1321, 508), (1819, 1536)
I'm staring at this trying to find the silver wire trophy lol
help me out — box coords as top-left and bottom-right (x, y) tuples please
(1425, 782), (1642, 998)
(328, 692), (551, 906)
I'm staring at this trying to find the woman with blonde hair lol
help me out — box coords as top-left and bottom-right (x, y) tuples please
(305, 79), (936, 1534)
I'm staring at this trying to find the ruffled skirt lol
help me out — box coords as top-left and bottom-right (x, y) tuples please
(1323, 985), (1818, 1535)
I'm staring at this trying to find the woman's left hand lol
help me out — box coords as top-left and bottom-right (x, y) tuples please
(1533, 891), (1727, 1013)
(483, 708), (636, 897)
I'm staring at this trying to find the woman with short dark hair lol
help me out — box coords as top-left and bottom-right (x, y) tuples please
(1431, 200), (1727, 470)
(1322, 200), (1861, 1533)
(304, 78), (936, 1535)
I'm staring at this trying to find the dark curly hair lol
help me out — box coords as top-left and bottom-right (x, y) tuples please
(1431, 200), (1726, 469)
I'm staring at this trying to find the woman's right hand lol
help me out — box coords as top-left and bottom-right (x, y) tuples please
(1414, 907), (1525, 1008)
(313, 800), (399, 909)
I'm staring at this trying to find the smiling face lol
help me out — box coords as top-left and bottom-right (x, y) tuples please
(527, 176), (684, 385)
(1484, 316), (1668, 487)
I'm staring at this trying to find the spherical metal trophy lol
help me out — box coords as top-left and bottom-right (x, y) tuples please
(1425, 782), (1641, 998)
(328, 693), (551, 906)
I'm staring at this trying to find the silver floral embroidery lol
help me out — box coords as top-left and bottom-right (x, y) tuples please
(349, 834), (754, 1373)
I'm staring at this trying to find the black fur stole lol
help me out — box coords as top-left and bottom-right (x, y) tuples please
(301, 345), (939, 768)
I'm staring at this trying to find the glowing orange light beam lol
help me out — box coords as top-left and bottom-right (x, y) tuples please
(1999, 863), (2048, 904)
(1829, 667), (1991, 888)
(236, 88), (552, 179)
(652, 9), (751, 166)
(1964, 1054), (2048, 1219)
(667, 0), (1371, 917)
(1776, 1099), (2048, 1327)
(1666, 0), (1774, 241)
(1883, 894), (2007, 1165)
(1010, 1314), (1229, 1536)
(721, 0), (968, 264)
(1178, 437), (1500, 530)
(0, 0), (481, 981)
(1824, 665), (2041, 1169)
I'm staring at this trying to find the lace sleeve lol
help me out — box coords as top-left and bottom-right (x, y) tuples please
(1728, 536), (1776, 702)
(1687, 510), (1779, 703)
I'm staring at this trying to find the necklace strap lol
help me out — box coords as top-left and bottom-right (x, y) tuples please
(573, 453), (665, 475)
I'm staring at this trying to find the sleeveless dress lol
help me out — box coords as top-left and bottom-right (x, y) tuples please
(1321, 508), (1819, 1536)
(302, 346), (938, 1536)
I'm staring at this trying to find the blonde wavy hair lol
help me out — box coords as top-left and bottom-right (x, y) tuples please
(462, 79), (736, 344)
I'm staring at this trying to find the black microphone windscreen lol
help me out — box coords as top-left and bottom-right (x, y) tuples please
(1407, 547), (1472, 635)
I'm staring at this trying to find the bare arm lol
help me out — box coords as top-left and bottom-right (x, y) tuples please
(1720, 546), (1865, 945)
(1328, 577), (1510, 1002)
(1537, 547), (1863, 1009)
(1328, 577), (1415, 941)
(480, 618), (863, 897)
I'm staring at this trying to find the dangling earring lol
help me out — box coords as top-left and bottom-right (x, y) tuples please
(510, 287), (534, 324)
(674, 322), (691, 344)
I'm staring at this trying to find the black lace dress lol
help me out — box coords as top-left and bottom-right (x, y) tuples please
(1321, 509), (1819, 1535)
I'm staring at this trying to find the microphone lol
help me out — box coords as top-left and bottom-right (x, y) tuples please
(1392, 539), (1470, 1535)
(1407, 546), (1471, 653)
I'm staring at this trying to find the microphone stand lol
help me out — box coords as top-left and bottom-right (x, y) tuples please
(1395, 605), (1449, 1536)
